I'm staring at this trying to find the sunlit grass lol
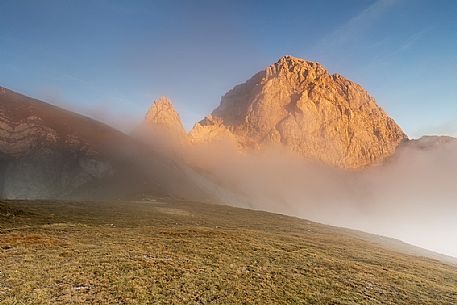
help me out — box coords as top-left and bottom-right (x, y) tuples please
(1, 200), (456, 304)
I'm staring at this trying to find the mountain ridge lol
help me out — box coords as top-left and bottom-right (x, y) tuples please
(186, 55), (407, 168)
(0, 87), (209, 200)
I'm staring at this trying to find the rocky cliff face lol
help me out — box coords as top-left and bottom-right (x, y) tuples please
(190, 55), (407, 168)
(188, 115), (238, 146)
(144, 96), (186, 138)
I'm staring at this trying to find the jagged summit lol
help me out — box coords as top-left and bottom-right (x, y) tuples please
(276, 54), (320, 66)
(190, 55), (407, 168)
(269, 55), (327, 78)
(144, 96), (186, 137)
(149, 96), (174, 108)
(277, 54), (315, 65)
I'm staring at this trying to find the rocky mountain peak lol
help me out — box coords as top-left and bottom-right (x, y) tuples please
(265, 55), (328, 81)
(190, 55), (407, 169)
(144, 96), (186, 137)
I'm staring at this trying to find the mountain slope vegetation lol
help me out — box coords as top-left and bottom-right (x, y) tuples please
(1, 199), (456, 304)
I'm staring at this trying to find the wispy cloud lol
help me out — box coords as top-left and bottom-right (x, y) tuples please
(313, 0), (398, 53)
(366, 26), (431, 69)
(392, 27), (430, 55)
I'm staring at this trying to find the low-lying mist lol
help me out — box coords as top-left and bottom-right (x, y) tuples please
(138, 128), (457, 258)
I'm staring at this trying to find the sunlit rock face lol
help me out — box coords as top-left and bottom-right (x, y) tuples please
(190, 55), (407, 168)
(144, 96), (186, 138)
(134, 96), (190, 158)
(188, 115), (238, 146)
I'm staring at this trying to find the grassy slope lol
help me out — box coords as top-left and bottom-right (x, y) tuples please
(0, 199), (456, 304)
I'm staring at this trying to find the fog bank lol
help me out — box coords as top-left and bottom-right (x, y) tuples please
(139, 130), (457, 258)
(190, 141), (457, 258)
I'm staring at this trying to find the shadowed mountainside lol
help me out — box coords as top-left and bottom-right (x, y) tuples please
(0, 87), (209, 200)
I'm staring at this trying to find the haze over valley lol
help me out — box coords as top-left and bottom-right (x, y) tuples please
(1, 56), (456, 258)
(2, 1), (457, 303)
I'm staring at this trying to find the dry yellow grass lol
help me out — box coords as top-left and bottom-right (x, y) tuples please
(1, 199), (456, 304)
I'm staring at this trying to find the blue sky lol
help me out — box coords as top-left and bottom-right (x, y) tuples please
(1, 0), (456, 137)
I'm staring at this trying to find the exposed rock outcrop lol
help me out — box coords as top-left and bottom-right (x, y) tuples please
(144, 96), (186, 138)
(190, 55), (407, 168)
(188, 115), (238, 146)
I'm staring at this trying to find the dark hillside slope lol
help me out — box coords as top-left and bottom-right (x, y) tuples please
(0, 87), (207, 200)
